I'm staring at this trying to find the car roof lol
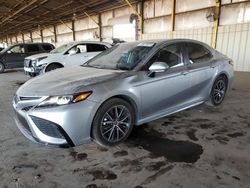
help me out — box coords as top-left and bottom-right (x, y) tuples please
(66, 41), (111, 46)
(120, 39), (212, 50)
(15, 42), (51, 45)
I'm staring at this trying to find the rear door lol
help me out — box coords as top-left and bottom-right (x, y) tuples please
(41, 44), (54, 52)
(26, 44), (43, 55)
(184, 42), (215, 102)
(4, 44), (26, 68)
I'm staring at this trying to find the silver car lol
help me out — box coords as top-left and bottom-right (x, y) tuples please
(13, 39), (234, 147)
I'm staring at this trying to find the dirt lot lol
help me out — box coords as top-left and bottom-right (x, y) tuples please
(0, 70), (249, 188)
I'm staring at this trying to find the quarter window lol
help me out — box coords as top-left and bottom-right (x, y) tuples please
(147, 44), (183, 69)
(87, 44), (107, 52)
(187, 43), (212, 64)
(42, 44), (53, 51)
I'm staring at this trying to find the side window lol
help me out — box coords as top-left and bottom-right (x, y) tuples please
(187, 43), (212, 64)
(42, 44), (53, 51)
(87, 44), (107, 52)
(147, 44), (183, 69)
(26, 44), (41, 53)
(76, 44), (87, 53)
(10, 45), (25, 54)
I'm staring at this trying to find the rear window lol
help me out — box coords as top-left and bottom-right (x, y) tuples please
(26, 44), (41, 53)
(87, 44), (107, 52)
(186, 43), (212, 64)
(42, 44), (53, 51)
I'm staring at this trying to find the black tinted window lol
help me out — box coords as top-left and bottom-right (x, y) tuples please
(147, 44), (183, 69)
(42, 44), (53, 51)
(187, 43), (212, 64)
(26, 44), (40, 53)
(87, 44), (107, 52)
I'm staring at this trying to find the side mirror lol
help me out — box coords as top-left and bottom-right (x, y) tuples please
(68, 49), (77, 56)
(149, 62), (169, 73)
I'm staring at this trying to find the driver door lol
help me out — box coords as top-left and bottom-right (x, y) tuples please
(63, 44), (88, 66)
(4, 45), (26, 68)
(138, 43), (191, 120)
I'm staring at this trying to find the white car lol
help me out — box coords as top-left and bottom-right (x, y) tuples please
(24, 41), (112, 77)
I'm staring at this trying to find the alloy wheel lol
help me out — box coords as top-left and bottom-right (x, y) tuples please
(100, 105), (132, 143)
(213, 79), (226, 104)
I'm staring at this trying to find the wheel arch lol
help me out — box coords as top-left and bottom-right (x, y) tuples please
(215, 72), (229, 90)
(90, 94), (139, 138)
(44, 62), (64, 72)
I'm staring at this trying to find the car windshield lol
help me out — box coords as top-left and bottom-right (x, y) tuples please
(50, 43), (74, 54)
(84, 42), (155, 70)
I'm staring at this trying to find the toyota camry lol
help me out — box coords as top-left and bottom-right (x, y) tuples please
(13, 39), (234, 147)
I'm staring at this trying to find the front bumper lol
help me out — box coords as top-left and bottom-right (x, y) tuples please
(24, 67), (41, 77)
(13, 95), (99, 147)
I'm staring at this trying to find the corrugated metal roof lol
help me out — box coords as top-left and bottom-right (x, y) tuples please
(0, 0), (139, 38)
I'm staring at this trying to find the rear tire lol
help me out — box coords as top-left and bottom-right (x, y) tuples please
(45, 63), (63, 72)
(0, 62), (5, 73)
(92, 98), (135, 147)
(207, 76), (227, 106)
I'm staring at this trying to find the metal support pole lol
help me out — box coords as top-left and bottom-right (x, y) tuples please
(6, 36), (8, 45)
(30, 31), (33, 42)
(98, 13), (102, 41)
(124, 0), (143, 40)
(171, 0), (176, 39)
(53, 25), (57, 44)
(21, 33), (25, 43)
(15, 35), (18, 43)
(72, 20), (76, 41)
(10, 36), (13, 45)
(212, 0), (221, 48)
(40, 29), (44, 42)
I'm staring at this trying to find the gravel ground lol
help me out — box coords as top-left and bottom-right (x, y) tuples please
(0, 70), (249, 188)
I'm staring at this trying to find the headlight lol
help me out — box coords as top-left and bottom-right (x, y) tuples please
(31, 57), (48, 67)
(37, 91), (92, 108)
(31, 60), (38, 67)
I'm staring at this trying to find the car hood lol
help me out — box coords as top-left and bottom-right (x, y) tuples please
(17, 66), (124, 96)
(25, 53), (58, 60)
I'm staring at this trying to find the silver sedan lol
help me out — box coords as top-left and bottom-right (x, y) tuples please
(13, 39), (234, 147)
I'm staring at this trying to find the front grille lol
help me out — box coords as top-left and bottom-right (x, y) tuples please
(24, 59), (31, 67)
(31, 116), (64, 139)
(16, 113), (31, 134)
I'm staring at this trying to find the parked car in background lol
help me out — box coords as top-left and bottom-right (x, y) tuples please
(0, 43), (54, 73)
(0, 47), (4, 52)
(13, 39), (233, 147)
(24, 41), (112, 77)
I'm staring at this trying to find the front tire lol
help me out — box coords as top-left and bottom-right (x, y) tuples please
(0, 62), (5, 73)
(92, 98), (135, 147)
(45, 63), (63, 72)
(209, 76), (227, 106)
